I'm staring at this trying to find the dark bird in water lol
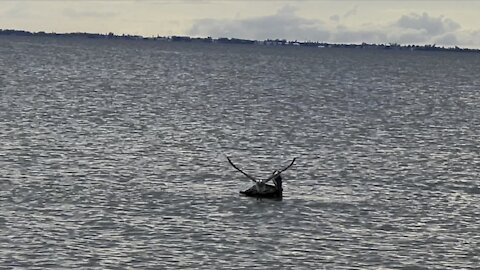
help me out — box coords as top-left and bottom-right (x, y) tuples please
(226, 156), (296, 199)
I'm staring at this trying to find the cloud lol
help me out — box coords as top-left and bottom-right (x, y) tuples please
(388, 12), (465, 46)
(391, 30), (430, 44)
(329, 14), (340, 22)
(395, 12), (460, 36)
(188, 7), (478, 48)
(188, 5), (330, 41)
(332, 29), (387, 44)
(452, 29), (480, 48)
(434, 33), (459, 46)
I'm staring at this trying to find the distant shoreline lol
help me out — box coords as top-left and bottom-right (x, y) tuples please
(2, 28), (479, 53)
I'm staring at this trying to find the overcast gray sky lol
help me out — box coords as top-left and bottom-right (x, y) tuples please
(1, 0), (480, 48)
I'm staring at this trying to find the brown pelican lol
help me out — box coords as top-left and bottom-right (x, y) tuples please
(227, 156), (296, 199)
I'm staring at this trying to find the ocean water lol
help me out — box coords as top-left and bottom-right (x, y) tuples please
(0, 36), (479, 269)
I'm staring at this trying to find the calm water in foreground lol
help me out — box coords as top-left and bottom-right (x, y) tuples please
(0, 36), (479, 269)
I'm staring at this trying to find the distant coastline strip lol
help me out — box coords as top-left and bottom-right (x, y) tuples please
(1, 29), (478, 53)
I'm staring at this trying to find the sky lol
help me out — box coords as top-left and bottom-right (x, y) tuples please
(1, 0), (480, 48)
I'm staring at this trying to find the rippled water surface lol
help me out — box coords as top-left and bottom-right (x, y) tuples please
(1, 36), (479, 269)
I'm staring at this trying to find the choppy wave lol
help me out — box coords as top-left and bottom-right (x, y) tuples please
(0, 36), (479, 269)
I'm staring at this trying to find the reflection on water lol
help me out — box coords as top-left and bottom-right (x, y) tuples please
(0, 36), (479, 269)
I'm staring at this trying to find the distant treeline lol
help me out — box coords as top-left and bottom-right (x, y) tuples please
(1, 29), (479, 53)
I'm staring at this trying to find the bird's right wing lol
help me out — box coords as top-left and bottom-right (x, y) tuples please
(261, 158), (296, 184)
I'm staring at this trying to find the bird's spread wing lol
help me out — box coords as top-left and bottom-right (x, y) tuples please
(226, 156), (258, 183)
(261, 158), (296, 184)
